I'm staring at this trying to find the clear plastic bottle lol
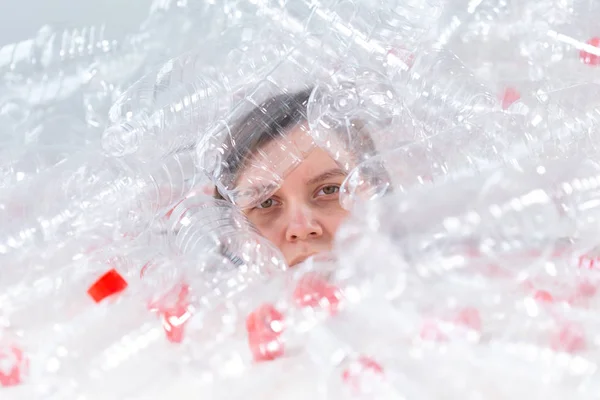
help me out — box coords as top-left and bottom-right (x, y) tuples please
(317, 340), (600, 399)
(395, 47), (500, 135)
(0, 242), (154, 334)
(81, 48), (150, 130)
(526, 83), (600, 160)
(0, 144), (85, 190)
(307, 65), (405, 171)
(299, 266), (600, 399)
(336, 157), (600, 277)
(0, 147), (201, 271)
(102, 25), (295, 161)
(249, 0), (444, 74)
(0, 24), (134, 109)
(83, 0), (245, 131)
(157, 192), (287, 274)
(338, 109), (534, 209)
(0, 24), (122, 80)
(172, 251), (600, 399)
(140, 0), (233, 55)
(3, 251), (282, 398)
(339, 140), (446, 209)
(518, 1), (600, 83)
(195, 50), (322, 208)
(0, 25), (55, 77)
(428, 0), (517, 51)
(177, 253), (402, 378)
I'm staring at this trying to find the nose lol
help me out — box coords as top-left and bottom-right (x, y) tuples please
(285, 204), (323, 242)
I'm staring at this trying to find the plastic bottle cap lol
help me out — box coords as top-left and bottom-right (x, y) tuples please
(387, 47), (415, 67)
(156, 283), (191, 344)
(579, 37), (600, 66)
(248, 334), (285, 362)
(0, 346), (28, 387)
(161, 304), (189, 344)
(419, 319), (447, 342)
(576, 282), (597, 298)
(246, 303), (286, 362)
(550, 323), (586, 353)
(293, 273), (342, 315)
(533, 290), (554, 303)
(87, 269), (128, 303)
(500, 87), (521, 109)
(453, 307), (482, 332)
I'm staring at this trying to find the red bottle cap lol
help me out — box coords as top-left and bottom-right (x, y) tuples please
(419, 319), (448, 342)
(550, 323), (586, 353)
(87, 269), (128, 303)
(156, 283), (191, 344)
(453, 307), (482, 332)
(293, 272), (342, 314)
(0, 345), (28, 387)
(580, 37), (600, 66)
(533, 290), (554, 303)
(245, 303), (285, 335)
(246, 303), (286, 362)
(500, 87), (521, 109)
(160, 303), (189, 344)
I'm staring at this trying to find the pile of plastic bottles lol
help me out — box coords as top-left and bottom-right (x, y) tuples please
(3, 0), (600, 398)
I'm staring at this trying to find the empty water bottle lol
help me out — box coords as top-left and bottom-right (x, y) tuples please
(102, 25), (294, 161)
(0, 148), (201, 269)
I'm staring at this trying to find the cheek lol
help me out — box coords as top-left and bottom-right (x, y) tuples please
(318, 204), (350, 234)
(245, 213), (284, 245)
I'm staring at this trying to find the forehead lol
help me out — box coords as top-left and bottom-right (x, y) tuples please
(227, 125), (353, 208)
(237, 126), (344, 184)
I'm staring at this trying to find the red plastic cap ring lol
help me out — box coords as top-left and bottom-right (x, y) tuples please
(500, 87), (521, 109)
(0, 346), (28, 387)
(87, 269), (128, 303)
(580, 37), (600, 66)
(246, 303), (286, 362)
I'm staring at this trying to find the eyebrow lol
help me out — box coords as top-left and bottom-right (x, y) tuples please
(306, 168), (347, 186)
(236, 168), (347, 204)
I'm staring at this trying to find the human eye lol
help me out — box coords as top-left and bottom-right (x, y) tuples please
(316, 185), (340, 197)
(255, 197), (280, 210)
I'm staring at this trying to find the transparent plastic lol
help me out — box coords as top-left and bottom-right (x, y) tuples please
(336, 157), (600, 277)
(196, 52), (321, 208)
(102, 25), (296, 161)
(0, 144), (85, 189)
(0, 148), (201, 271)
(4, 252), (282, 399)
(339, 110), (534, 209)
(0, 24), (140, 110)
(0, 24), (124, 81)
(5, 0), (600, 398)
(252, 0), (444, 74)
(307, 65), (403, 171)
(155, 192), (288, 273)
(395, 48), (500, 135)
(0, 242), (155, 334)
(339, 140), (445, 209)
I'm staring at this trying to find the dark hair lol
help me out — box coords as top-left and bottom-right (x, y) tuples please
(214, 87), (380, 200)
(214, 88), (313, 199)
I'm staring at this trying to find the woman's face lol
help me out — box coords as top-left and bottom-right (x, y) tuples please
(237, 125), (350, 267)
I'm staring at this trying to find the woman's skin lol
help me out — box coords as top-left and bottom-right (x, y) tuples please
(236, 125), (350, 267)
